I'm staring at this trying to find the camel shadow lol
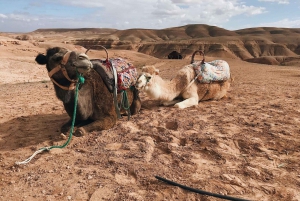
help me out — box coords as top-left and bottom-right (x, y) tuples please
(0, 113), (69, 151)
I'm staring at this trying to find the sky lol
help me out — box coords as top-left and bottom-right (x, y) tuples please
(0, 0), (299, 33)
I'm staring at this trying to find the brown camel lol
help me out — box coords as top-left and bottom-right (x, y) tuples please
(35, 47), (141, 136)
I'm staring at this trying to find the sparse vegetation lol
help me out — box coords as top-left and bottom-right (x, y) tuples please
(15, 34), (31, 41)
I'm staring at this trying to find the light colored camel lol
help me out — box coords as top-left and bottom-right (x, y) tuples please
(136, 52), (231, 109)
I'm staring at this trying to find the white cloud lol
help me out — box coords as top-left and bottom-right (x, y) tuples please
(260, 18), (300, 28)
(158, 0), (266, 27)
(258, 0), (289, 4)
(153, 0), (183, 16)
(55, 0), (105, 8)
(0, 14), (8, 19)
(0, 0), (273, 32)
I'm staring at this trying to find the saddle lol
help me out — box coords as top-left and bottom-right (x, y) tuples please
(86, 46), (138, 119)
(192, 60), (230, 83)
(190, 50), (230, 83)
(91, 58), (138, 93)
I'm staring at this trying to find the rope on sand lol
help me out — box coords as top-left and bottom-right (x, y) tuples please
(15, 75), (85, 165)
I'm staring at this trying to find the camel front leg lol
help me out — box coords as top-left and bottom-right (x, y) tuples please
(74, 115), (117, 136)
(174, 84), (199, 109)
(161, 99), (181, 106)
(174, 96), (199, 109)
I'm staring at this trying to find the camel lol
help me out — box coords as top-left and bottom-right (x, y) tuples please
(136, 51), (231, 109)
(35, 47), (141, 136)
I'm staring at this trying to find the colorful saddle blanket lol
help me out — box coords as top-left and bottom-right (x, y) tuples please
(110, 58), (138, 91)
(192, 60), (230, 83)
(91, 58), (138, 92)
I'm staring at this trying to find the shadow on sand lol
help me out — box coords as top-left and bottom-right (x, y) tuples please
(0, 113), (69, 151)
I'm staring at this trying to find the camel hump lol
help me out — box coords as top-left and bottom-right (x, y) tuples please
(192, 60), (230, 83)
(91, 59), (115, 93)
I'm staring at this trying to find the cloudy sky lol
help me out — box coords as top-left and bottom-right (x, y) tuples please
(0, 0), (299, 33)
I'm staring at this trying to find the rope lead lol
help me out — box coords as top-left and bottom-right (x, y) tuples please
(15, 74), (85, 165)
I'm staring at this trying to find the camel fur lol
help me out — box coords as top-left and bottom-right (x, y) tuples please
(35, 47), (141, 136)
(136, 63), (231, 109)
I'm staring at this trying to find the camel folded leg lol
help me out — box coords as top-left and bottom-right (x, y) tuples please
(73, 115), (117, 136)
(174, 85), (199, 109)
(161, 99), (182, 106)
(174, 96), (199, 109)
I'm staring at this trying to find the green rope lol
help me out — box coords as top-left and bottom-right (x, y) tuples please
(121, 90), (130, 110)
(15, 74), (85, 165)
(49, 75), (85, 149)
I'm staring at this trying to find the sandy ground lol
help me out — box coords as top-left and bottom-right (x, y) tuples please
(0, 38), (300, 201)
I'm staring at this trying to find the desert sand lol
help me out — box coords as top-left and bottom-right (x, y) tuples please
(0, 33), (300, 201)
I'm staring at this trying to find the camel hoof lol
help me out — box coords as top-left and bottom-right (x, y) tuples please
(74, 127), (87, 137)
(174, 103), (183, 109)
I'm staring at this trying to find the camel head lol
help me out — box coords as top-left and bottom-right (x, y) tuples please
(35, 47), (92, 90)
(136, 65), (159, 90)
(136, 73), (152, 90)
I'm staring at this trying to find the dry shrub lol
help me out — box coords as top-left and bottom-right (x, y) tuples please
(15, 34), (32, 41)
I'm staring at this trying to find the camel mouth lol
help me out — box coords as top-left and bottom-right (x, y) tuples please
(73, 60), (93, 74)
(76, 66), (91, 74)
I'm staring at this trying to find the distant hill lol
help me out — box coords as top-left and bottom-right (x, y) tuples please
(33, 28), (117, 34)
(26, 25), (300, 66)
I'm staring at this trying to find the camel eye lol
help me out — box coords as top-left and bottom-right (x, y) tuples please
(145, 76), (151, 82)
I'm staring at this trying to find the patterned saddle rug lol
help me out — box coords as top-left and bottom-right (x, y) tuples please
(91, 58), (138, 93)
(191, 60), (230, 83)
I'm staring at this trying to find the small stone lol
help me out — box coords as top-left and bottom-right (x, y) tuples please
(60, 133), (67, 140)
(67, 195), (72, 200)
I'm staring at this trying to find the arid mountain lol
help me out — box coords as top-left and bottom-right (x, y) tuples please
(73, 25), (300, 66)
(5, 24), (300, 66)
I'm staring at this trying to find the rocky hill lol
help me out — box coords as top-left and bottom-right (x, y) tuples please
(8, 24), (300, 66)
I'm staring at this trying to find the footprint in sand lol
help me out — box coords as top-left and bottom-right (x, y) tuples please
(165, 121), (179, 131)
(89, 186), (115, 201)
(143, 136), (155, 162)
(115, 170), (137, 185)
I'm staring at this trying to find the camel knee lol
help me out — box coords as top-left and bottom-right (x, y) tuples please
(161, 99), (181, 106)
(174, 97), (198, 109)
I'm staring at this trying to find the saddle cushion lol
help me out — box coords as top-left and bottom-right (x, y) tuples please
(192, 60), (230, 83)
(91, 58), (138, 92)
(110, 58), (138, 91)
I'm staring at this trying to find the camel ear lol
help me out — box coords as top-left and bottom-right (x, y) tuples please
(155, 69), (159, 75)
(35, 54), (47, 65)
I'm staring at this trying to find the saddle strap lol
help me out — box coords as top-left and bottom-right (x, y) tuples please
(112, 65), (122, 119)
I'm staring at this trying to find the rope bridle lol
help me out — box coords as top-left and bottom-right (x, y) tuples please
(48, 51), (77, 90)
